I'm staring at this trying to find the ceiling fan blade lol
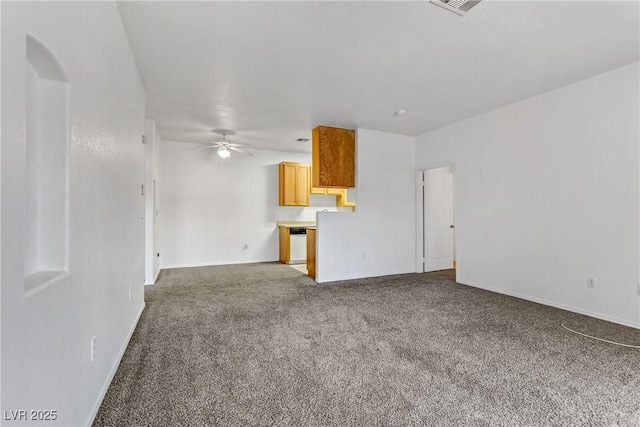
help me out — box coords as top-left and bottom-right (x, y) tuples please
(189, 144), (218, 150)
(228, 146), (254, 156)
(210, 139), (251, 147)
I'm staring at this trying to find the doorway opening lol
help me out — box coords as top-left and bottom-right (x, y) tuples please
(418, 165), (457, 274)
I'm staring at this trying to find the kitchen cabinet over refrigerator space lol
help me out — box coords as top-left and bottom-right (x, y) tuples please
(312, 126), (355, 188)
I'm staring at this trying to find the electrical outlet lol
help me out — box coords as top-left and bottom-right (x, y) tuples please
(587, 277), (596, 288)
(90, 337), (97, 362)
(128, 287), (132, 301)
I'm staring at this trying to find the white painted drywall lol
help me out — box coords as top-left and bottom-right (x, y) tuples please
(144, 119), (161, 284)
(316, 129), (416, 282)
(24, 62), (42, 276)
(24, 53), (69, 280)
(31, 78), (68, 273)
(0, 1), (2, 418)
(1, 2), (146, 426)
(416, 62), (640, 328)
(157, 141), (347, 269)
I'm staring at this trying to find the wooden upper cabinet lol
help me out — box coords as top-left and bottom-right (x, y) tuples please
(296, 165), (310, 204)
(312, 126), (355, 188)
(279, 162), (310, 206)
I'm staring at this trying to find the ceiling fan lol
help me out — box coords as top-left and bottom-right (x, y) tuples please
(199, 133), (254, 158)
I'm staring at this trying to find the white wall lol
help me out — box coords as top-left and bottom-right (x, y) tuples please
(316, 129), (416, 282)
(144, 119), (160, 284)
(157, 141), (346, 269)
(1, 2), (146, 426)
(416, 62), (640, 328)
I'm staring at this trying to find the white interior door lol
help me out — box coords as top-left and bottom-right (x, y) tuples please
(423, 167), (454, 272)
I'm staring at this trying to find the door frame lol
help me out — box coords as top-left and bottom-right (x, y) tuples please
(416, 163), (458, 277)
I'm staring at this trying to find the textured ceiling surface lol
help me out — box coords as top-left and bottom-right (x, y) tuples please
(118, 1), (639, 152)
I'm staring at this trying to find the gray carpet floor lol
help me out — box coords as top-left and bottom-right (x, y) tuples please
(93, 263), (640, 426)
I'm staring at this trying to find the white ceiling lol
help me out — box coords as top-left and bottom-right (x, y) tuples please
(117, 1), (639, 153)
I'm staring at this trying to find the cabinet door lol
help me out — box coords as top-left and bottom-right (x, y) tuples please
(279, 163), (298, 206)
(295, 164), (310, 206)
(279, 227), (290, 263)
(312, 126), (355, 188)
(307, 228), (316, 279)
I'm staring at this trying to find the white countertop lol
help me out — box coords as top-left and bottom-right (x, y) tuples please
(277, 221), (316, 228)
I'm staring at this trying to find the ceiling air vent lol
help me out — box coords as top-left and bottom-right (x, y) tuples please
(430, 0), (482, 16)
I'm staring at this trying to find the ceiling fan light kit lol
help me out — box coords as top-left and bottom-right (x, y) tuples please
(217, 147), (231, 158)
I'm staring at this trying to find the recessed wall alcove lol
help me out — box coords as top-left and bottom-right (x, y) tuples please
(24, 34), (70, 294)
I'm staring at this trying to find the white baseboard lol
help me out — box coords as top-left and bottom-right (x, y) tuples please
(457, 280), (640, 329)
(145, 268), (161, 285)
(507, 290), (640, 329)
(457, 279), (506, 295)
(161, 259), (277, 270)
(85, 302), (146, 426)
(316, 268), (416, 284)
